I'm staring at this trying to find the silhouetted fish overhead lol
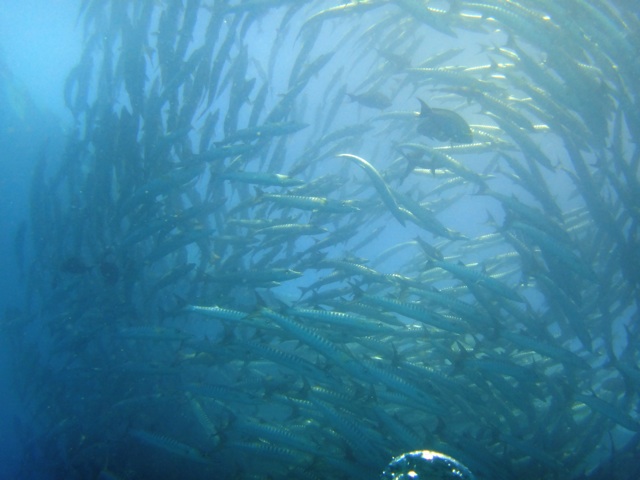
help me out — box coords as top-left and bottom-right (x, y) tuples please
(59, 256), (92, 274)
(99, 261), (120, 285)
(416, 98), (473, 144)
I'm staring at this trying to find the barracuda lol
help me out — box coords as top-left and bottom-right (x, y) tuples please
(115, 326), (191, 342)
(361, 293), (469, 334)
(220, 171), (304, 186)
(501, 330), (590, 370)
(259, 308), (353, 367)
(336, 153), (408, 226)
(130, 429), (214, 465)
(256, 190), (360, 213)
(185, 304), (248, 322)
(574, 392), (640, 432)
(509, 220), (598, 282)
(398, 143), (487, 186)
(186, 393), (220, 444)
(426, 258), (524, 303)
(287, 306), (399, 335)
(20, 0), (640, 478)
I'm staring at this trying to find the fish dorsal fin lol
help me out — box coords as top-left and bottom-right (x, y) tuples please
(418, 98), (431, 117)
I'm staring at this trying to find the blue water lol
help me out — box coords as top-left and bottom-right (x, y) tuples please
(2, 1), (639, 479)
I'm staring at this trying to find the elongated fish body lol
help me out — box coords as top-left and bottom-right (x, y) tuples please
(22, 1), (640, 478)
(220, 171), (304, 187)
(115, 326), (191, 342)
(574, 392), (640, 432)
(362, 293), (468, 334)
(259, 308), (351, 366)
(427, 258), (524, 303)
(254, 223), (327, 237)
(186, 304), (248, 321)
(257, 191), (359, 213)
(501, 330), (590, 370)
(336, 153), (407, 225)
(130, 429), (213, 464)
(287, 306), (398, 335)
(509, 220), (598, 282)
(186, 393), (220, 444)
(242, 339), (324, 380)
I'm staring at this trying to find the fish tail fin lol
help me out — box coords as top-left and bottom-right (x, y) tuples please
(473, 180), (488, 195)
(253, 186), (265, 203)
(415, 236), (444, 261)
(349, 282), (365, 300)
(173, 294), (189, 311)
(423, 260), (437, 271)
(253, 290), (270, 310)
(449, 340), (470, 375)
(505, 32), (517, 49)
(403, 151), (422, 179)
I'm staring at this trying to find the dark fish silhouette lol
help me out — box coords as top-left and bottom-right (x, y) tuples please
(59, 255), (119, 284)
(59, 256), (92, 274)
(99, 261), (120, 285)
(417, 98), (473, 144)
(347, 91), (392, 110)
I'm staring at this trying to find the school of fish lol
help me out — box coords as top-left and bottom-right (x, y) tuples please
(6, 0), (640, 479)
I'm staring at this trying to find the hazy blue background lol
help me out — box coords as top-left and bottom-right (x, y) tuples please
(0, 1), (80, 475)
(1, 2), (628, 478)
